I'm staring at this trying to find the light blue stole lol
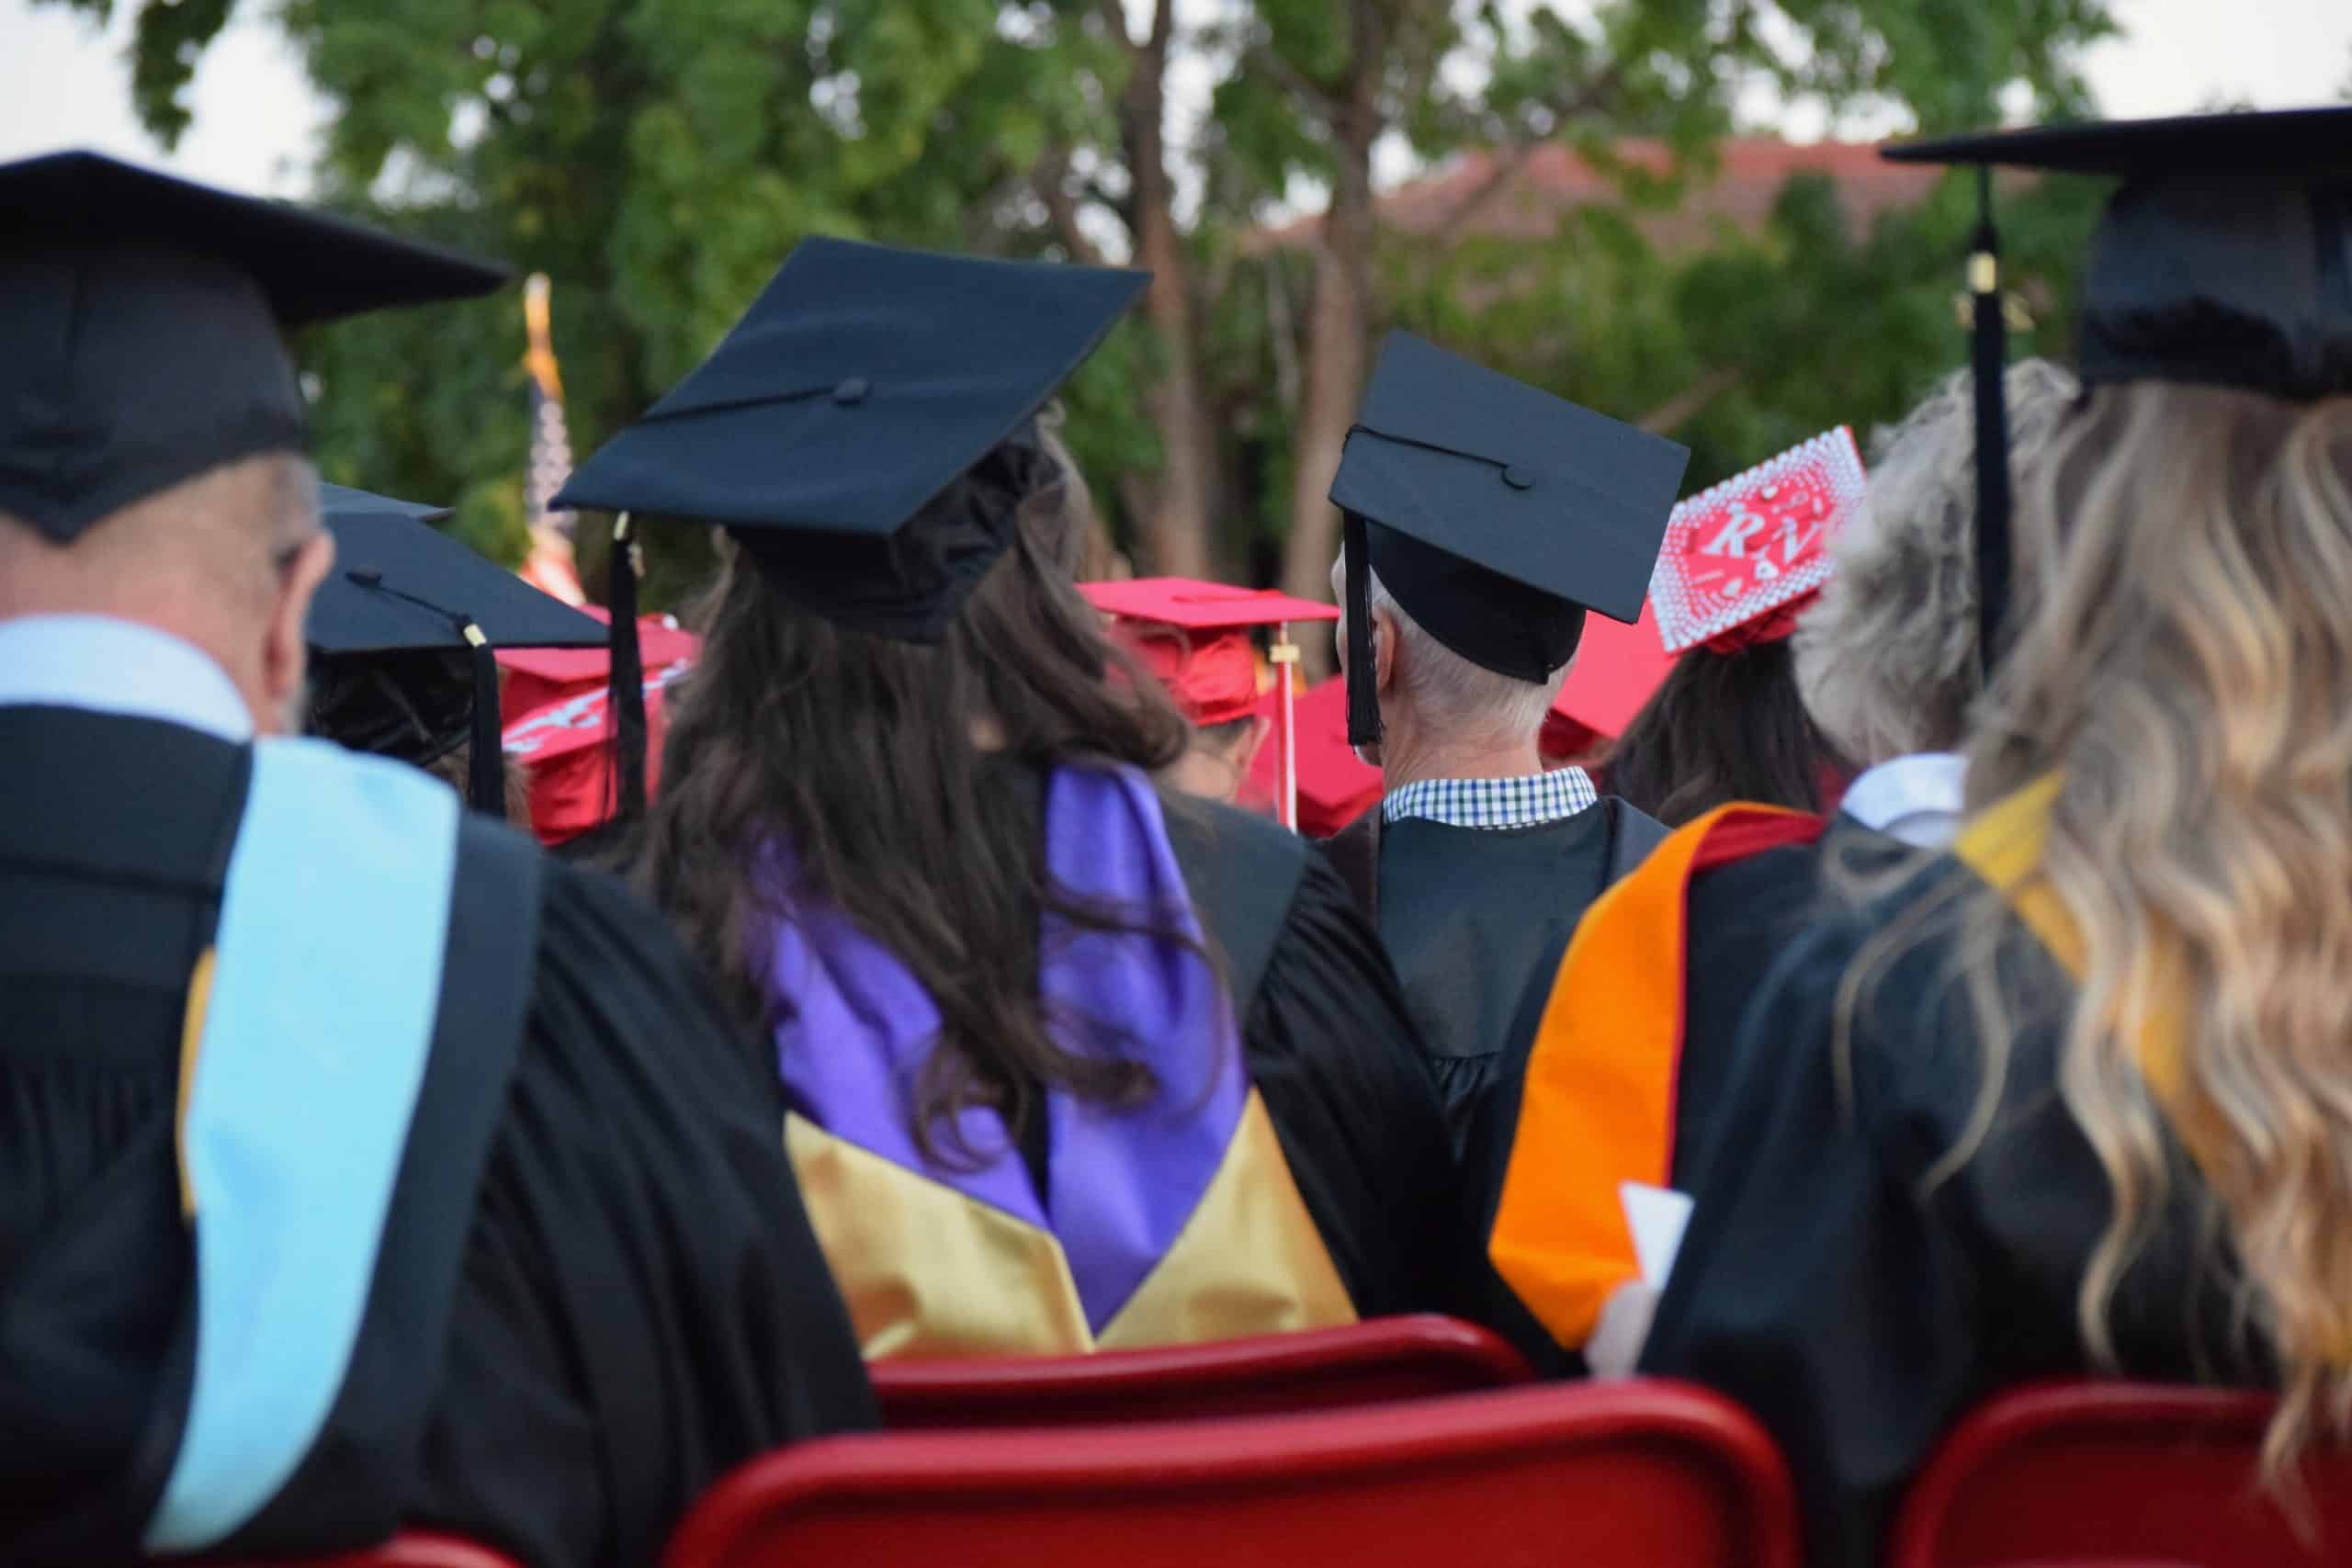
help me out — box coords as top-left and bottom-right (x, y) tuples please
(142, 739), (461, 1553)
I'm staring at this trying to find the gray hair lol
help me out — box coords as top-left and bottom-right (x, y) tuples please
(1337, 554), (1568, 746)
(1794, 357), (2081, 765)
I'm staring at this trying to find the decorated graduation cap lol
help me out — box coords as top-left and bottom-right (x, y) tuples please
(1327, 330), (1690, 748)
(1080, 577), (1340, 830)
(1881, 104), (2352, 676)
(554, 236), (1148, 820)
(502, 647), (699, 846)
(307, 483), (605, 813)
(497, 609), (702, 844)
(1651, 427), (1866, 655)
(0, 151), (505, 542)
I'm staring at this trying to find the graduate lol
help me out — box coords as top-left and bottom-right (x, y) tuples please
(556, 238), (1464, 1359)
(1626, 106), (2352, 1566)
(1080, 575), (1337, 817)
(1318, 329), (1690, 1153)
(1483, 360), (2092, 1379)
(1603, 428), (1865, 825)
(0, 152), (873, 1568)
(304, 481), (607, 819)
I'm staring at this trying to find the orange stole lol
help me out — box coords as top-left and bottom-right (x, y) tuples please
(1488, 803), (1824, 1351)
(786, 1089), (1356, 1359)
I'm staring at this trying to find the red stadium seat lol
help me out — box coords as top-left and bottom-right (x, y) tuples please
(663, 1379), (1800, 1568)
(1888, 1380), (2352, 1568)
(201, 1533), (522, 1568)
(869, 1314), (1532, 1427)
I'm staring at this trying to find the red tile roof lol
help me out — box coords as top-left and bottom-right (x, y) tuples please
(1249, 138), (1942, 254)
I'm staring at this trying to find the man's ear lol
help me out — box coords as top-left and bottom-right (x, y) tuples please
(259, 529), (334, 736)
(1371, 603), (1400, 695)
(1237, 712), (1272, 773)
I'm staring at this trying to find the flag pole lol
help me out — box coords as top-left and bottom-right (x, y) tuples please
(1271, 625), (1300, 831)
(519, 273), (587, 604)
(524, 273), (564, 404)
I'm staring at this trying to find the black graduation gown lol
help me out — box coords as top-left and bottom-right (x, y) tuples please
(1481, 814), (1915, 1219)
(1465, 815), (1888, 1373)
(1148, 793), (1474, 1322)
(1325, 797), (1667, 1158)
(0, 706), (876, 1568)
(1637, 852), (2269, 1568)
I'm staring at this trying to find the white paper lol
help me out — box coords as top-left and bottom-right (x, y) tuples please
(1586, 1282), (1659, 1379)
(1619, 1180), (1695, 1290)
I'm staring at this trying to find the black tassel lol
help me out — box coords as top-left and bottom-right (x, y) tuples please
(461, 623), (503, 815)
(1343, 513), (1381, 750)
(607, 512), (650, 823)
(1970, 164), (2013, 684)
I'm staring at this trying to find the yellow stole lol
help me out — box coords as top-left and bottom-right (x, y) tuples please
(786, 1091), (1356, 1359)
(1950, 773), (2197, 1121)
(1952, 775), (2352, 1367)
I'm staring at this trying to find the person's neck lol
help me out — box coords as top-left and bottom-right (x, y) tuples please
(1165, 742), (1246, 803)
(1379, 722), (1545, 794)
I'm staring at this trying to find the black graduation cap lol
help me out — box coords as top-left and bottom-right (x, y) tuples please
(1882, 105), (2352, 677)
(308, 482), (605, 813)
(0, 151), (507, 543)
(553, 234), (1148, 819)
(1327, 329), (1690, 747)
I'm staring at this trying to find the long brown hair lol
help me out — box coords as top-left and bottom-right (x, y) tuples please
(1867, 381), (2352, 1478)
(1604, 638), (1847, 826)
(637, 442), (1193, 1158)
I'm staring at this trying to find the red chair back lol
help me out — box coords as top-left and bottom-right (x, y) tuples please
(201, 1533), (522, 1568)
(664, 1379), (1798, 1568)
(869, 1314), (1532, 1428)
(1889, 1381), (2351, 1568)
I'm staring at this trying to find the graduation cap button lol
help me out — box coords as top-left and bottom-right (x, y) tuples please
(349, 567), (383, 586)
(1502, 464), (1536, 491)
(831, 377), (871, 405)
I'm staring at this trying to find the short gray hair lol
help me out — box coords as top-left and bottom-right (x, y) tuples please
(1338, 554), (1568, 746)
(1795, 357), (2080, 765)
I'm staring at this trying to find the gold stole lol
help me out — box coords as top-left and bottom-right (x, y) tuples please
(786, 1090), (1356, 1359)
(1950, 773), (2198, 1121)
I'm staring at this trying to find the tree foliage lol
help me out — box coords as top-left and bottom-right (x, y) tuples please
(55, 0), (2117, 612)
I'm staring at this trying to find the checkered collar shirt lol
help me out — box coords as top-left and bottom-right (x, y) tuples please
(1381, 767), (1600, 830)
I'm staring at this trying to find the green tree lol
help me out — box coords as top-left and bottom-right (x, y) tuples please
(53, 0), (2119, 621)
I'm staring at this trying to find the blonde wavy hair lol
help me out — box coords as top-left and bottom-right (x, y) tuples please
(1952, 380), (2352, 1479)
(1795, 358), (2081, 764)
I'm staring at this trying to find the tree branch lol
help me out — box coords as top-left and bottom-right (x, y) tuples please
(1097, 0), (1136, 56)
(1248, 39), (1339, 119)
(1034, 151), (1111, 266)
(1634, 367), (1743, 435)
(1263, 254), (1303, 411)
(1423, 64), (1627, 246)
(1426, 141), (1540, 246)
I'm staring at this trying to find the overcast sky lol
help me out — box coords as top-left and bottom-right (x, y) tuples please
(2, 0), (2347, 197)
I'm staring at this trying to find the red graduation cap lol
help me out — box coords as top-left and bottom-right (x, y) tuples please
(498, 608), (701, 846)
(1080, 577), (1340, 831)
(1245, 675), (1384, 839)
(1650, 427), (1865, 655)
(1544, 595), (1679, 761)
(495, 604), (701, 720)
